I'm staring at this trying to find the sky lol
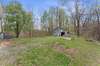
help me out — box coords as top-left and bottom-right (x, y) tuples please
(1, 0), (99, 16)
(17, 0), (59, 29)
(16, 0), (94, 29)
(17, 0), (58, 16)
(16, 0), (98, 16)
(1, 0), (100, 29)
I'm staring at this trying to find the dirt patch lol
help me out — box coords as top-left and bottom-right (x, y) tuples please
(53, 44), (65, 51)
(65, 48), (78, 57)
(52, 43), (78, 57)
(0, 40), (13, 47)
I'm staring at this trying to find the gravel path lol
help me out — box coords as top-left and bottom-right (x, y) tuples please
(0, 46), (16, 66)
(0, 41), (29, 66)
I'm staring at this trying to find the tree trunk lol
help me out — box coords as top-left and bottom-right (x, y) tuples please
(76, 19), (80, 36)
(16, 22), (20, 38)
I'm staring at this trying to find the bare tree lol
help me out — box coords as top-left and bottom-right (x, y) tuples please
(0, 2), (4, 33)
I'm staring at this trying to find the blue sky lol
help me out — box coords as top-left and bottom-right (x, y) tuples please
(1, 0), (99, 16)
(1, 0), (99, 29)
(16, 0), (99, 29)
(17, 0), (59, 29)
(16, 0), (99, 16)
(17, 0), (58, 16)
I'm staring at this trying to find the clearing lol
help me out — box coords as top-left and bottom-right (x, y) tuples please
(0, 37), (100, 66)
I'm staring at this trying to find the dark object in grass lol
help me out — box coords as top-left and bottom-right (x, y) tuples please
(61, 32), (65, 36)
(86, 39), (95, 42)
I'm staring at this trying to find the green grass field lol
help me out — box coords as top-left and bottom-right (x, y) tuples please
(1, 36), (100, 66)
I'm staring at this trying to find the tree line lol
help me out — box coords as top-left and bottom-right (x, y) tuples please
(0, 1), (33, 38)
(0, 0), (100, 40)
(41, 7), (68, 33)
(41, 0), (100, 40)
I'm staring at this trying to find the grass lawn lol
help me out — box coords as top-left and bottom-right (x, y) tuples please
(1, 36), (100, 66)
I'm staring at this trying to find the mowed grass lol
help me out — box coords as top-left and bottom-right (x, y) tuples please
(11, 36), (100, 66)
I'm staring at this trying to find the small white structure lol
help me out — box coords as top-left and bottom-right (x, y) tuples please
(53, 27), (64, 36)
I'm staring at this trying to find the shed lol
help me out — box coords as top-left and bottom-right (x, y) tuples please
(53, 27), (65, 36)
